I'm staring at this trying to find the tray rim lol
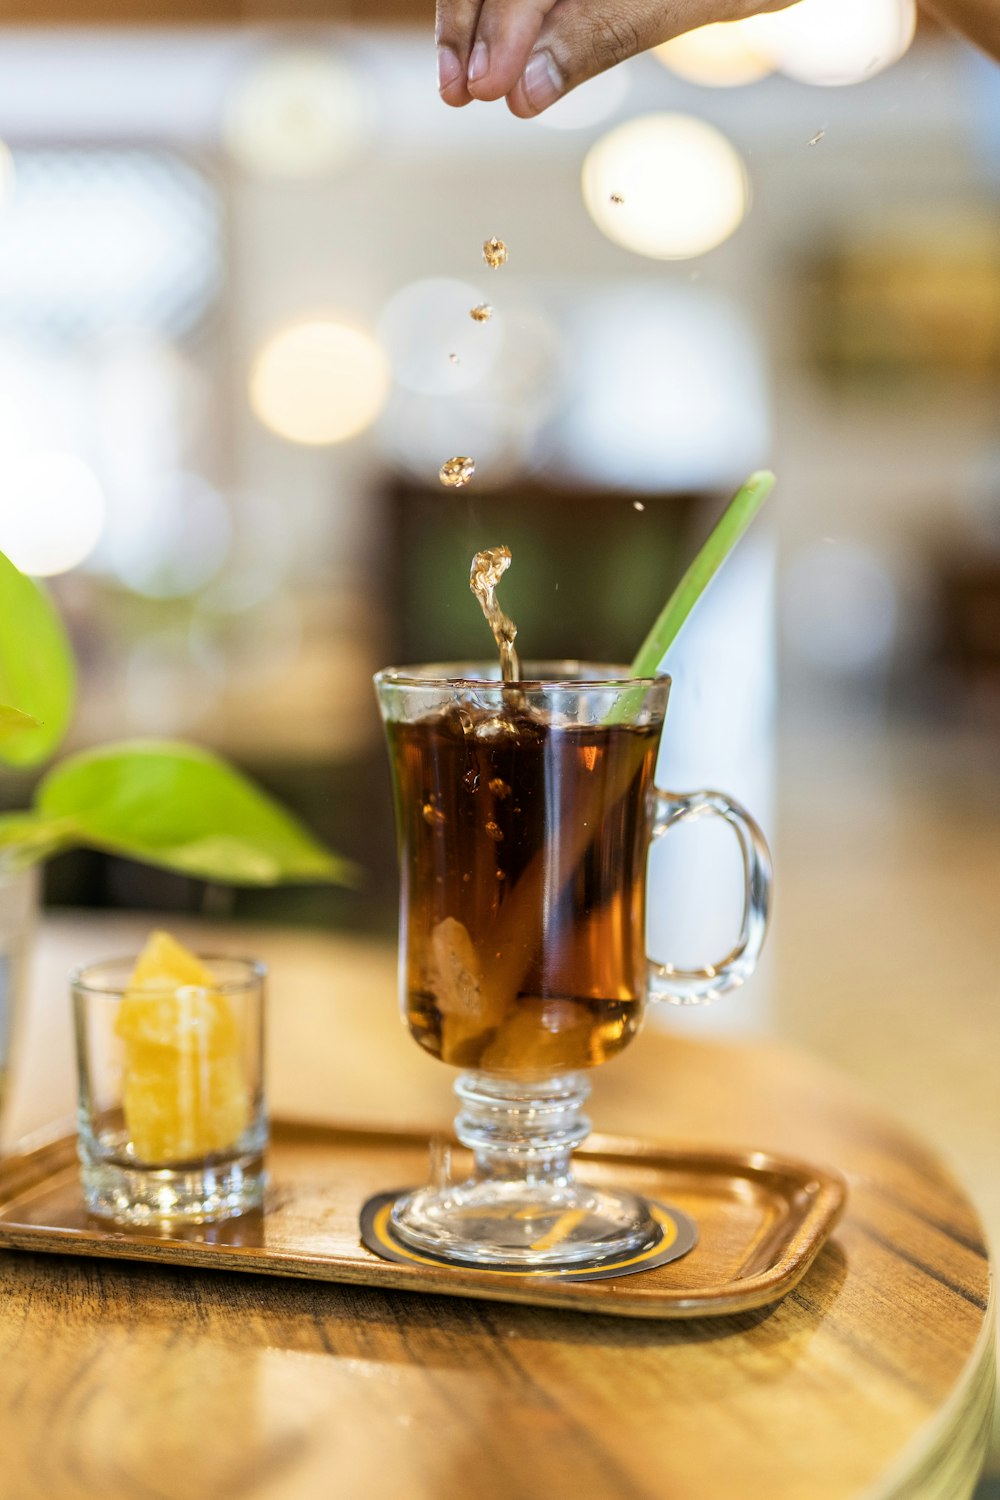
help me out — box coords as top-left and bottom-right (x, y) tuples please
(0, 1117), (848, 1320)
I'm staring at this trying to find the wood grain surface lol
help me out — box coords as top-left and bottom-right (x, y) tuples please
(0, 1125), (846, 1319)
(0, 917), (994, 1500)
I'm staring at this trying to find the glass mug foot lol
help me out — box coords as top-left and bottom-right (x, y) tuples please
(390, 1072), (662, 1268)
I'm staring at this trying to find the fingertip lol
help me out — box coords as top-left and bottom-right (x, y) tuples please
(466, 41), (514, 102)
(468, 78), (511, 102)
(505, 78), (539, 118)
(438, 42), (474, 104)
(507, 49), (564, 117)
(440, 79), (475, 105)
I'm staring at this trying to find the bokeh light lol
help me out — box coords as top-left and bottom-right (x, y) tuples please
(0, 451), (106, 576)
(0, 149), (220, 341)
(553, 287), (768, 491)
(109, 471), (231, 598)
(223, 48), (370, 179)
(582, 114), (749, 260)
(249, 319), (390, 445)
(654, 21), (775, 88)
(378, 278), (504, 396)
(754, 0), (916, 87)
(377, 295), (562, 488)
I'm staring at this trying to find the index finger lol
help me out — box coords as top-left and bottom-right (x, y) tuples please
(437, 0), (485, 105)
(466, 0), (561, 102)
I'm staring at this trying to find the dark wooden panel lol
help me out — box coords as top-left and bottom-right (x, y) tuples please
(0, 1), (937, 30)
(0, 0), (430, 23)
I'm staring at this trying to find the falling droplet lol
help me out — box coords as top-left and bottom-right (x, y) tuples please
(482, 236), (508, 269)
(469, 303), (493, 322)
(440, 456), (476, 488)
(633, 501), (645, 512)
(449, 352), (460, 363)
(808, 130), (825, 147)
(610, 192), (624, 205)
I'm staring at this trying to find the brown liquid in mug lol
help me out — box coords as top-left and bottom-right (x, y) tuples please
(388, 705), (659, 1074)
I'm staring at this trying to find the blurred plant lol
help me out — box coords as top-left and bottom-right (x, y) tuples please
(0, 550), (354, 887)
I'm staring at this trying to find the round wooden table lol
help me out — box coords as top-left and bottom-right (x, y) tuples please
(0, 918), (994, 1500)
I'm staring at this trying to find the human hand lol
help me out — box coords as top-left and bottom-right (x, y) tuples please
(436, 0), (800, 116)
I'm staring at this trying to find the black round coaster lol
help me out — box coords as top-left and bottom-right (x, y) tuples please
(359, 1191), (698, 1281)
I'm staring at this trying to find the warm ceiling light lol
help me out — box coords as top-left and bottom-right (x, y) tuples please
(653, 20), (775, 88)
(582, 113), (749, 260)
(223, 49), (369, 179)
(249, 319), (390, 445)
(0, 452), (106, 576)
(754, 0), (916, 86)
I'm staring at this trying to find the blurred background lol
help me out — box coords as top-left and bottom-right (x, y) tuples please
(1, 0), (999, 1472)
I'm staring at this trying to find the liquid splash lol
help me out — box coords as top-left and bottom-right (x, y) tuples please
(470, 545), (520, 683)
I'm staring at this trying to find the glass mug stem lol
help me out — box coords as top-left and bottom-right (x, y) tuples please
(376, 663), (772, 1269)
(391, 1070), (661, 1267)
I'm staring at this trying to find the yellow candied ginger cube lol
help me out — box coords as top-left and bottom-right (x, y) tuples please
(115, 931), (250, 1163)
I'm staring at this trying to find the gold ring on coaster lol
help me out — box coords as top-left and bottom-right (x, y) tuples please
(360, 1192), (698, 1281)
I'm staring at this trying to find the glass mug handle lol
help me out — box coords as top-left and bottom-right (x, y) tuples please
(647, 788), (773, 1005)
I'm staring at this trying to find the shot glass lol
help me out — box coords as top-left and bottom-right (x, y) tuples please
(72, 955), (267, 1224)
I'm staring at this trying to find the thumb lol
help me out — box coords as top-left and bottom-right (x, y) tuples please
(506, 0), (791, 117)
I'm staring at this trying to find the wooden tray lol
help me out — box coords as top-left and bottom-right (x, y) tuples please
(0, 1119), (846, 1318)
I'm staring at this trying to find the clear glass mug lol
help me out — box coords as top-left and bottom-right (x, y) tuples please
(375, 662), (772, 1269)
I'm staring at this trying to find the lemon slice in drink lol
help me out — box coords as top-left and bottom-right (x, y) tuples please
(115, 931), (250, 1163)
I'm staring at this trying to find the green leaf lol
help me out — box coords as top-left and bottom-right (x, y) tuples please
(0, 551), (76, 768)
(25, 741), (358, 887)
(0, 811), (72, 869)
(0, 704), (41, 733)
